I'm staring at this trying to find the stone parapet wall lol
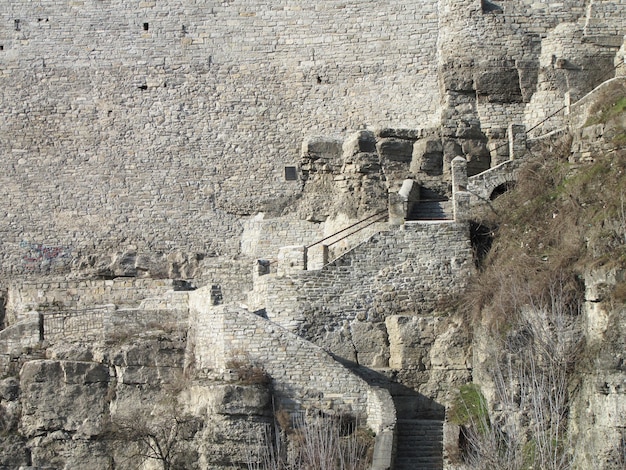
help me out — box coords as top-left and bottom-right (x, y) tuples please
(5, 278), (187, 325)
(467, 158), (523, 204)
(42, 306), (188, 344)
(189, 298), (384, 417)
(261, 222), (473, 364)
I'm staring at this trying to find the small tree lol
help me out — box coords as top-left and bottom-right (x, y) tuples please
(110, 401), (201, 470)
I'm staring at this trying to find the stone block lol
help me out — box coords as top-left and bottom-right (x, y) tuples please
(301, 136), (343, 161)
(475, 68), (523, 103)
(376, 138), (414, 164)
(411, 139), (444, 175)
(342, 130), (377, 156)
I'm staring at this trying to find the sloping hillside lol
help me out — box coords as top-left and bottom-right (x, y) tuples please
(456, 78), (626, 469)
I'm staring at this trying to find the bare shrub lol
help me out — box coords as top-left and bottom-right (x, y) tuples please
(226, 352), (271, 385)
(108, 398), (201, 470)
(459, 279), (582, 470)
(247, 410), (373, 470)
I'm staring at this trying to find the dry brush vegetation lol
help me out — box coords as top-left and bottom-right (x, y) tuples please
(454, 85), (626, 468)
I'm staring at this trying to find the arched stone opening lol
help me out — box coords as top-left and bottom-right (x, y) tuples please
(489, 181), (516, 200)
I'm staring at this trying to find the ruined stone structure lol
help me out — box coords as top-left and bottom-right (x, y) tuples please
(1, 1), (625, 469)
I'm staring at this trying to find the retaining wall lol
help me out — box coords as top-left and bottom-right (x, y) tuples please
(1, 0), (624, 277)
(261, 222), (473, 342)
(5, 278), (187, 325)
(188, 293), (394, 420)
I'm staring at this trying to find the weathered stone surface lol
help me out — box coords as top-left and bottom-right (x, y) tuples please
(475, 68), (523, 103)
(376, 138), (414, 164)
(386, 316), (439, 370)
(0, 376), (19, 401)
(0, 434), (30, 468)
(29, 438), (113, 470)
(412, 139), (444, 176)
(20, 360), (111, 438)
(302, 136), (343, 161)
(184, 383), (270, 417)
(351, 321), (390, 368)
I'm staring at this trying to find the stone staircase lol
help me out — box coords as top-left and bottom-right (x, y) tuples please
(345, 366), (446, 470)
(395, 419), (444, 470)
(407, 199), (453, 221)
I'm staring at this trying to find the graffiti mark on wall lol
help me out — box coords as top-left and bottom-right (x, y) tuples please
(20, 241), (72, 272)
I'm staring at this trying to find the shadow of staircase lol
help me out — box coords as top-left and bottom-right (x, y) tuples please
(336, 361), (446, 470)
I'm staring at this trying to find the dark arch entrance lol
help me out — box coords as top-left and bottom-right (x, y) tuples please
(489, 181), (516, 200)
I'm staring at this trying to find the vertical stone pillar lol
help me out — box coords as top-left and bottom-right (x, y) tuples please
(307, 244), (328, 270)
(249, 259), (271, 313)
(508, 123), (527, 160)
(388, 191), (407, 226)
(277, 245), (307, 276)
(564, 91), (572, 116)
(451, 157), (470, 223)
(451, 156), (467, 192)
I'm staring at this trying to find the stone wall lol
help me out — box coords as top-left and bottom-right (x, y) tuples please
(188, 294), (395, 425)
(0, 0), (441, 277)
(5, 278), (189, 325)
(467, 158), (523, 204)
(241, 216), (325, 259)
(1, 0), (624, 279)
(260, 222), (473, 367)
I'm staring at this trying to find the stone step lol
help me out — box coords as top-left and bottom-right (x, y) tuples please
(408, 200), (453, 221)
(394, 419), (444, 470)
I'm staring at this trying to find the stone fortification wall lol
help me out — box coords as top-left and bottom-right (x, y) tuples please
(0, 0), (441, 277)
(188, 295), (393, 426)
(42, 305), (189, 342)
(260, 222), (473, 367)
(0, 304), (189, 377)
(439, 0), (625, 163)
(5, 278), (188, 325)
(0, 0), (624, 280)
(241, 216), (325, 259)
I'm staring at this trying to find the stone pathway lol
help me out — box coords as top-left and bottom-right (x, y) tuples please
(395, 418), (444, 470)
(407, 199), (453, 221)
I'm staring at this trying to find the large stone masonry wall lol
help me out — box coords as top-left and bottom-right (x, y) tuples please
(2, 0), (625, 279)
(0, 0), (441, 277)
(438, 0), (625, 160)
(4, 278), (188, 325)
(187, 294), (396, 434)
(260, 222), (473, 367)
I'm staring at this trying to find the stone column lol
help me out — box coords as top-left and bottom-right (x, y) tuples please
(451, 157), (470, 223)
(307, 244), (328, 270)
(388, 191), (407, 226)
(508, 123), (527, 160)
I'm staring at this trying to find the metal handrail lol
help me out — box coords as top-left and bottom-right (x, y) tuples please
(326, 213), (388, 247)
(306, 210), (388, 249)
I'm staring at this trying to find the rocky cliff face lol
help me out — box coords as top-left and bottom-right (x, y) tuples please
(461, 78), (626, 469)
(0, 330), (272, 470)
